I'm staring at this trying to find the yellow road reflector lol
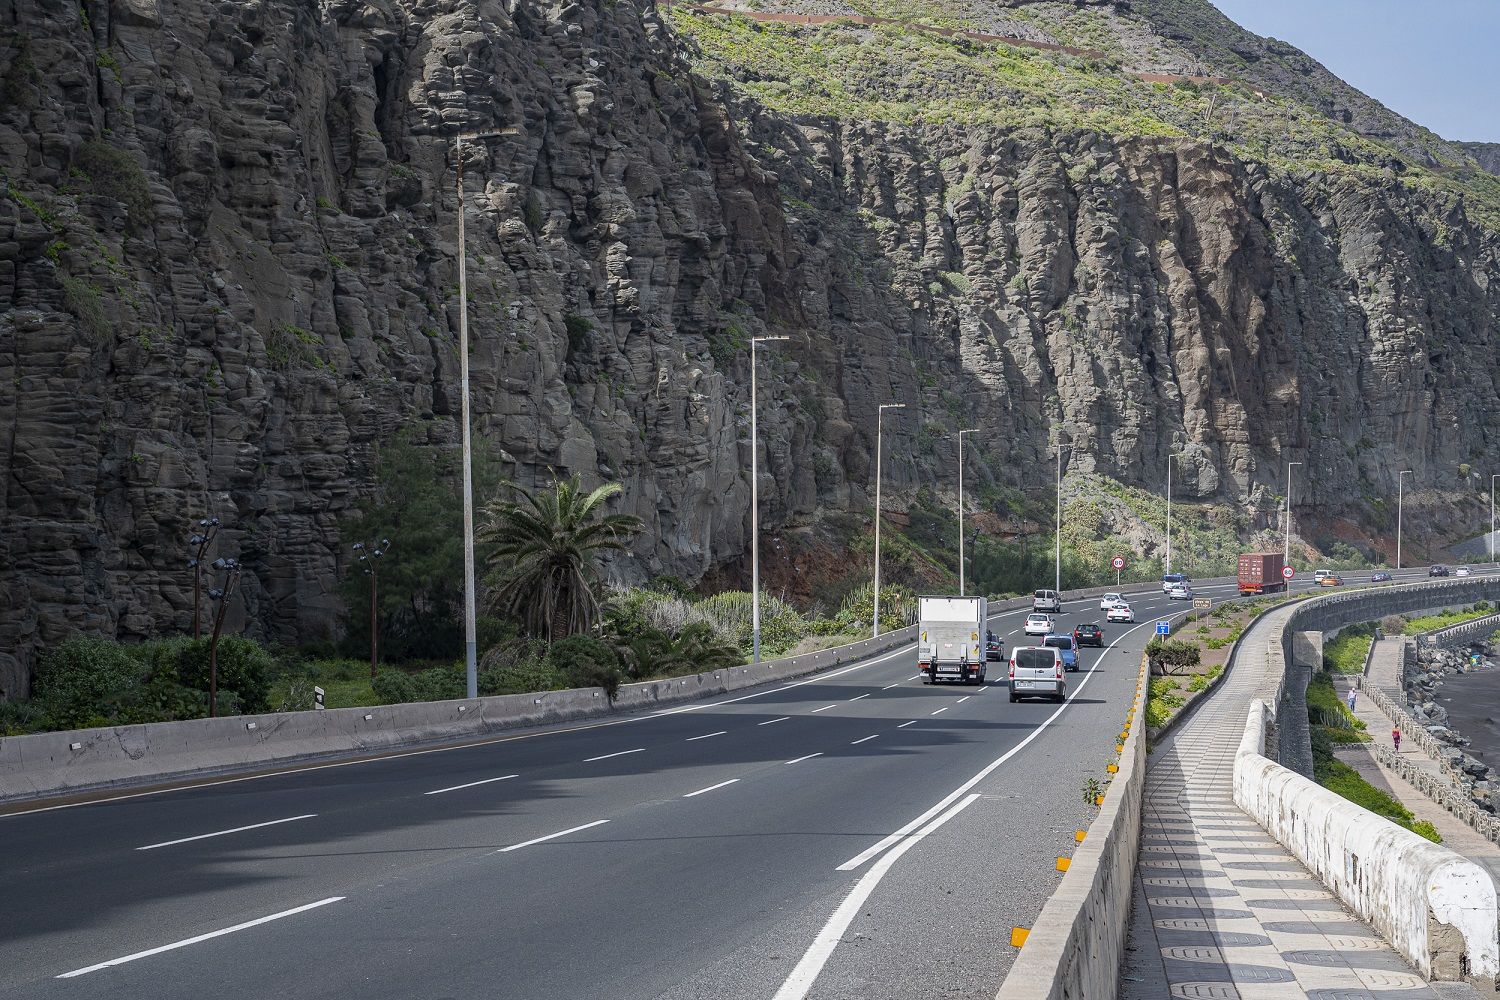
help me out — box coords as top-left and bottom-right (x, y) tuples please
(1074, 830), (1086, 843)
(1011, 927), (1030, 948)
(1095, 794), (1105, 806)
(1056, 857), (1071, 872)
(1116, 744), (1124, 754)
(1107, 763), (1119, 773)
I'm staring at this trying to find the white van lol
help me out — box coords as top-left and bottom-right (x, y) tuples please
(1033, 589), (1062, 613)
(1009, 646), (1065, 703)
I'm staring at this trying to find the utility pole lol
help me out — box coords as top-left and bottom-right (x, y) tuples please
(1397, 470), (1413, 571)
(1284, 461), (1302, 568)
(452, 126), (517, 699)
(749, 335), (788, 665)
(958, 428), (979, 594)
(354, 539), (391, 678)
(1165, 457), (1172, 579)
(1491, 474), (1498, 567)
(1055, 446), (1062, 594)
(872, 403), (906, 637)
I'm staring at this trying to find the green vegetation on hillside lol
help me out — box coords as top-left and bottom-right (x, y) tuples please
(1323, 623), (1377, 674)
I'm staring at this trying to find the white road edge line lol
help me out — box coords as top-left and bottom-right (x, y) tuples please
(584, 748), (644, 762)
(836, 616), (1153, 871)
(810, 705), (836, 714)
(850, 735), (878, 745)
(424, 775), (518, 796)
(57, 897), (346, 978)
(500, 819), (610, 853)
(759, 717), (791, 726)
(683, 779), (739, 798)
(772, 795), (981, 1000)
(785, 753), (823, 765)
(686, 731), (728, 742)
(135, 814), (318, 851)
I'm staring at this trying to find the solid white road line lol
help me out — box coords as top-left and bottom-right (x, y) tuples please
(772, 795), (981, 1000)
(897, 721), (916, 729)
(810, 705), (836, 714)
(424, 775), (518, 796)
(850, 735), (878, 745)
(686, 731), (728, 742)
(836, 615), (1154, 872)
(683, 779), (739, 798)
(135, 814), (317, 851)
(785, 753), (823, 765)
(584, 748), (644, 762)
(500, 819), (610, 853)
(930, 707), (949, 716)
(759, 717), (791, 726)
(57, 897), (345, 977)
(848, 693), (870, 702)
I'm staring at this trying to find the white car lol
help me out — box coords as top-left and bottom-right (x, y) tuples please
(1099, 592), (1126, 610)
(1314, 569), (1331, 582)
(1023, 613), (1054, 636)
(1106, 603), (1135, 623)
(1458, 565), (1473, 577)
(1161, 573), (1189, 593)
(1167, 583), (1193, 601)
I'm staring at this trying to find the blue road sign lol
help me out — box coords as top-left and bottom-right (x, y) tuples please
(1156, 621), (1170, 636)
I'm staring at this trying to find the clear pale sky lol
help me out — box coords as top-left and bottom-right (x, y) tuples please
(1211, 0), (1499, 143)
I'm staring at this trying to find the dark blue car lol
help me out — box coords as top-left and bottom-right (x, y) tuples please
(1044, 633), (1080, 673)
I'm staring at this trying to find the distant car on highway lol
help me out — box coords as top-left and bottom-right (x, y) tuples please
(1318, 573), (1343, 587)
(1099, 592), (1126, 610)
(1430, 564), (1450, 577)
(1023, 613), (1054, 636)
(1371, 570), (1392, 583)
(1009, 645), (1065, 703)
(985, 630), (1004, 661)
(1074, 622), (1105, 647)
(1167, 582), (1193, 601)
(1043, 633), (1080, 672)
(1106, 603), (1135, 623)
(1457, 565), (1473, 577)
(1161, 573), (1189, 593)
(1314, 569), (1331, 583)
(1032, 589), (1062, 613)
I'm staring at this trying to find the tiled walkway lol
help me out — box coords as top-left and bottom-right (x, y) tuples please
(1122, 606), (1480, 1000)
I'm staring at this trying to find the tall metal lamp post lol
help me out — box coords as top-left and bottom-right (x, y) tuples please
(453, 126), (517, 700)
(1491, 474), (1498, 567)
(872, 403), (907, 637)
(1284, 461), (1302, 568)
(354, 538), (392, 678)
(749, 334), (789, 665)
(957, 428), (979, 595)
(206, 556), (241, 718)
(187, 516), (221, 638)
(1397, 470), (1413, 571)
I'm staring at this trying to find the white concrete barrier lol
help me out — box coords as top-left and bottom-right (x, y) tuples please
(1234, 698), (1499, 986)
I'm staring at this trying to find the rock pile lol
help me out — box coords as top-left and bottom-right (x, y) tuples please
(1407, 640), (1499, 811)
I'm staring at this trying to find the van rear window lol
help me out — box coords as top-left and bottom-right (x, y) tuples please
(1034, 590), (1047, 598)
(1015, 648), (1055, 669)
(1044, 637), (1069, 649)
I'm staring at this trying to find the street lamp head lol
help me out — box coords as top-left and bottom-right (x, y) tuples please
(189, 534), (203, 545)
(211, 557), (227, 570)
(879, 403), (907, 411)
(753, 335), (791, 344)
(187, 558), (198, 569)
(353, 542), (365, 551)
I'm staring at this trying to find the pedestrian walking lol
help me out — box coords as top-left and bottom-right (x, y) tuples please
(1393, 727), (1402, 753)
(1346, 689), (1357, 713)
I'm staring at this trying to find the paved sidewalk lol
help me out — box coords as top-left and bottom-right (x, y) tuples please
(1122, 607), (1480, 1000)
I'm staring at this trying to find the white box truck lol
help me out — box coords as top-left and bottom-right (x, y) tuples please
(918, 595), (987, 685)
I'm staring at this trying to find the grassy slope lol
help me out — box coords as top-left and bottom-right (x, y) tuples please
(667, 9), (1500, 232)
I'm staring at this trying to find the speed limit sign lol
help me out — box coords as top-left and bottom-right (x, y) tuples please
(1282, 565), (1295, 580)
(1111, 555), (1125, 570)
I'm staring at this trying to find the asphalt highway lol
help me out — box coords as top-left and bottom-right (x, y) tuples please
(0, 569), (1457, 999)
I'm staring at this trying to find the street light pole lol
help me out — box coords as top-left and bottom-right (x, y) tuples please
(453, 127), (515, 699)
(1165, 457), (1172, 579)
(872, 403), (906, 637)
(1397, 470), (1412, 571)
(354, 538), (391, 678)
(1055, 445), (1062, 594)
(1284, 461), (1303, 568)
(749, 335), (788, 665)
(958, 428), (979, 594)
(1491, 474), (1498, 567)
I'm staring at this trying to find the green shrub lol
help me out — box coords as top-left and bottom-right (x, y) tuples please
(76, 139), (152, 223)
(60, 275), (109, 342)
(171, 636), (274, 714)
(1145, 677), (1184, 728)
(547, 635), (622, 699)
(31, 637), (146, 729)
(481, 659), (568, 696)
(1323, 623), (1376, 674)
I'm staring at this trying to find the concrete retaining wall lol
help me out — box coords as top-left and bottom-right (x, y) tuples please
(993, 647), (1150, 1000)
(1235, 698), (1499, 984)
(1425, 612), (1500, 650)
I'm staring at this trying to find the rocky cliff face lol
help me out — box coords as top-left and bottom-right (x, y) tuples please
(1, 0), (1497, 697)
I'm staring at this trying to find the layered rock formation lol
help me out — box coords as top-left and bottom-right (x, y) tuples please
(1, 0), (1497, 696)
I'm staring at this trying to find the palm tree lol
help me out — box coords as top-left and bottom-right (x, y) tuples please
(480, 476), (644, 642)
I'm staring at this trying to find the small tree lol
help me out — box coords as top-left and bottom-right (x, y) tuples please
(481, 476), (644, 642)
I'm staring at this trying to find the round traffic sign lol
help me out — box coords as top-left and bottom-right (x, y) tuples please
(1111, 555), (1125, 570)
(1282, 565), (1295, 579)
